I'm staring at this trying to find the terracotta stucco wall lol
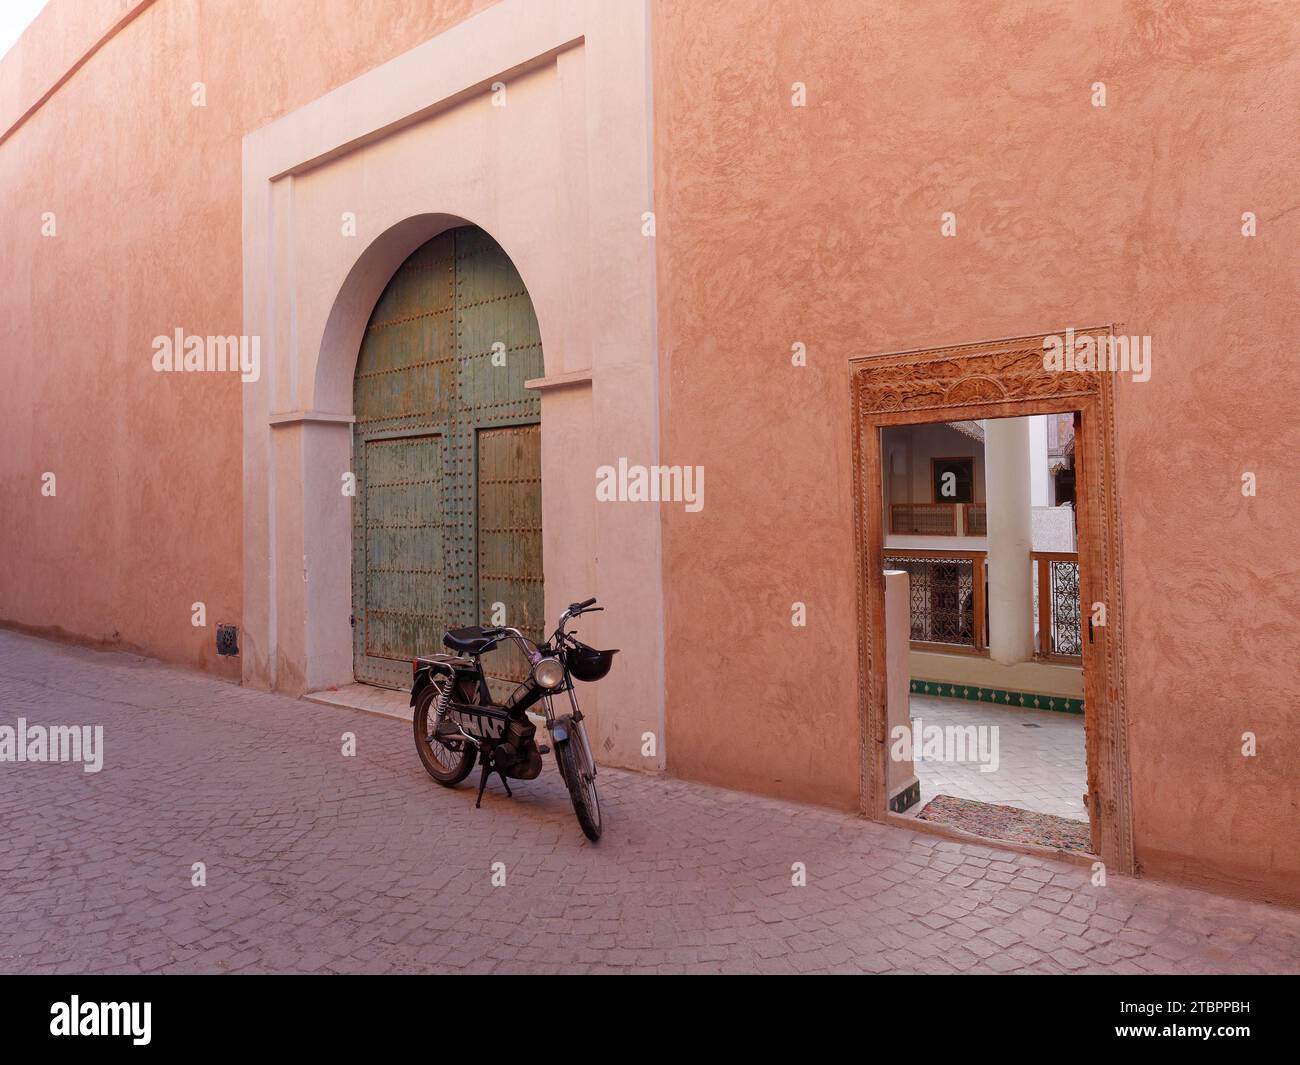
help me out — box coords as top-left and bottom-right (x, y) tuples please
(2, 0), (1296, 905)
(0, 0), (495, 674)
(651, 0), (1299, 901)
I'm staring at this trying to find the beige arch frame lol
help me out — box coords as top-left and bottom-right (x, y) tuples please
(238, 0), (664, 773)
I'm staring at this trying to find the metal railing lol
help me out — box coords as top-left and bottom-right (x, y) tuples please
(1033, 551), (1082, 659)
(883, 550), (987, 652)
(886, 549), (1082, 660)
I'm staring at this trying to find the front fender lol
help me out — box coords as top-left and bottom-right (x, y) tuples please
(549, 714), (595, 779)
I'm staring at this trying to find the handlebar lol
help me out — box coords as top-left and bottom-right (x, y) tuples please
(481, 598), (600, 659)
(554, 597), (600, 642)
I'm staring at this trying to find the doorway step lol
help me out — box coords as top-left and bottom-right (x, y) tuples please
(916, 794), (1090, 852)
(304, 683), (412, 723)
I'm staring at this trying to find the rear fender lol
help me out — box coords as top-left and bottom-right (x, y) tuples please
(410, 655), (473, 707)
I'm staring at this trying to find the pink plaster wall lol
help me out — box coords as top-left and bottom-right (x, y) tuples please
(0, 0), (495, 674)
(2, 0), (1296, 905)
(651, 0), (1300, 902)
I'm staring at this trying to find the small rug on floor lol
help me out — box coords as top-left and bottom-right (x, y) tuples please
(916, 794), (1091, 852)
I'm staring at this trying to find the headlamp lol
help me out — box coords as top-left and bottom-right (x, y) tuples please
(533, 656), (565, 689)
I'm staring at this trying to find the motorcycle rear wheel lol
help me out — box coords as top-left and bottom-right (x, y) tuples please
(555, 734), (602, 841)
(413, 681), (477, 787)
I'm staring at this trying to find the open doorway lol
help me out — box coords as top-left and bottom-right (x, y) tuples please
(849, 331), (1135, 871)
(879, 414), (1089, 851)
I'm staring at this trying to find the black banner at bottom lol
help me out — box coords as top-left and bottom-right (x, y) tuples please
(0, 974), (1292, 1052)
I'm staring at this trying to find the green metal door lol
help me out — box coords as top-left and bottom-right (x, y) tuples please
(352, 227), (544, 689)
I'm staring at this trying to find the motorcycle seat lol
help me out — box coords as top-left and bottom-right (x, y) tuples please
(443, 626), (497, 655)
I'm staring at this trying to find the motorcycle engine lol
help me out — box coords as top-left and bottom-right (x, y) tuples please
(496, 717), (543, 780)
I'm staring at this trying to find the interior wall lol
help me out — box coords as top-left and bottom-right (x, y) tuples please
(899, 424), (986, 506)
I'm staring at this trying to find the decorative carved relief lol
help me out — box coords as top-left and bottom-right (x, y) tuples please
(853, 332), (1108, 415)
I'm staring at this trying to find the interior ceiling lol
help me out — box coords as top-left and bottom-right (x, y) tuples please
(946, 419), (985, 442)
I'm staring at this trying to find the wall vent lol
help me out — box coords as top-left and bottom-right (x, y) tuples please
(216, 625), (240, 657)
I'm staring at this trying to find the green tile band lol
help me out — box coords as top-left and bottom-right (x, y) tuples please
(909, 678), (1084, 715)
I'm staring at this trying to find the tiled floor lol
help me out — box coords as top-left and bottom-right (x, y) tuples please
(1, 630), (1297, 974)
(902, 694), (1088, 822)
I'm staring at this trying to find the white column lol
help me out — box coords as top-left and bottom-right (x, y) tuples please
(984, 417), (1035, 664)
(1028, 415), (1049, 508)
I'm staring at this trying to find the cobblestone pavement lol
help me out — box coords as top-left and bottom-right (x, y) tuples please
(1, 630), (1297, 975)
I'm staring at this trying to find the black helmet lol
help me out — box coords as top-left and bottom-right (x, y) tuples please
(565, 641), (618, 682)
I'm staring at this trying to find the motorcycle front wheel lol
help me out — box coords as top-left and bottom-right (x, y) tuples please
(412, 680), (477, 786)
(555, 732), (602, 841)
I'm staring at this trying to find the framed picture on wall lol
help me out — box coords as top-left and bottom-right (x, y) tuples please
(931, 456), (974, 504)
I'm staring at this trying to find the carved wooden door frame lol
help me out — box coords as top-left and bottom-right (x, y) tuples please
(850, 329), (1135, 874)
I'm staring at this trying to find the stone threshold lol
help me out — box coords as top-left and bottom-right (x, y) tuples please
(887, 811), (1098, 868)
(303, 683), (412, 722)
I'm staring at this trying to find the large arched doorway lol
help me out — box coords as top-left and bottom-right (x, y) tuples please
(351, 225), (543, 690)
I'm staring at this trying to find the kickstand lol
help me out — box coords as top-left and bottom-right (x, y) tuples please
(475, 757), (493, 809)
(473, 752), (515, 809)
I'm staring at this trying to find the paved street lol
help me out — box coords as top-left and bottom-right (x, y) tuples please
(0, 629), (1296, 975)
